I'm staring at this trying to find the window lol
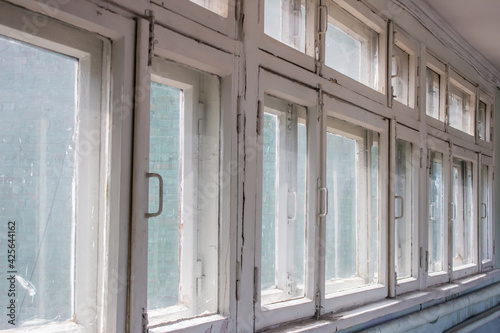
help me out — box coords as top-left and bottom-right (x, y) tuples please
(451, 156), (475, 272)
(425, 53), (447, 126)
(0, 4), (106, 331)
(449, 71), (476, 137)
(480, 156), (494, 270)
(391, 45), (410, 106)
(324, 119), (380, 294)
(260, 95), (308, 305)
(395, 139), (416, 280)
(478, 93), (492, 143)
(264, 0), (306, 52)
(189, 0), (229, 17)
(324, 0), (382, 91)
(146, 59), (221, 324)
(426, 68), (441, 119)
(428, 150), (445, 274)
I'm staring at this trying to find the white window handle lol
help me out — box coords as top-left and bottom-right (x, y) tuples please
(318, 187), (328, 217)
(481, 203), (487, 219)
(288, 191), (297, 220)
(146, 172), (163, 218)
(319, 5), (328, 34)
(395, 195), (404, 220)
(450, 202), (456, 221)
(429, 202), (436, 220)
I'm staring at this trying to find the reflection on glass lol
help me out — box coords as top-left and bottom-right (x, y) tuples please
(426, 68), (441, 120)
(428, 151), (444, 273)
(452, 158), (474, 268)
(325, 2), (379, 90)
(261, 96), (307, 305)
(325, 125), (379, 293)
(265, 0), (306, 52)
(0, 35), (77, 328)
(395, 139), (413, 279)
(392, 45), (410, 106)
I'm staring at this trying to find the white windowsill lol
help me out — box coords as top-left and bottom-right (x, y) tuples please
(264, 269), (500, 333)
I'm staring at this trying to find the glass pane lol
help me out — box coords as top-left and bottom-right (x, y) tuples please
(325, 3), (379, 90)
(0, 35), (77, 328)
(395, 139), (413, 279)
(392, 45), (410, 106)
(148, 68), (220, 320)
(449, 85), (474, 135)
(265, 0), (306, 53)
(261, 97), (307, 305)
(428, 151), (444, 273)
(189, 0), (229, 17)
(478, 101), (487, 141)
(452, 158), (474, 268)
(325, 125), (379, 293)
(481, 165), (491, 262)
(426, 68), (441, 120)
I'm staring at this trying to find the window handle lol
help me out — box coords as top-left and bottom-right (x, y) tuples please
(146, 172), (163, 218)
(450, 202), (456, 221)
(481, 203), (488, 219)
(429, 202), (436, 220)
(319, 5), (328, 34)
(395, 195), (404, 220)
(288, 191), (297, 220)
(319, 187), (328, 217)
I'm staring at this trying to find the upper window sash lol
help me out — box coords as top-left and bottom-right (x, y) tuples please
(151, 0), (237, 38)
(425, 53), (447, 129)
(321, 0), (387, 104)
(448, 69), (476, 139)
(478, 91), (494, 147)
(392, 27), (418, 111)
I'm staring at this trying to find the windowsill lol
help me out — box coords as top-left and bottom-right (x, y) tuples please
(1, 321), (84, 333)
(149, 314), (228, 333)
(263, 269), (500, 333)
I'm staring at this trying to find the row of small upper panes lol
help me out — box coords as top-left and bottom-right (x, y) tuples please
(261, 0), (493, 144)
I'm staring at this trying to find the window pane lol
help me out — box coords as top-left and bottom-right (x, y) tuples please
(189, 0), (229, 17)
(428, 151), (445, 273)
(0, 35), (77, 328)
(325, 124), (379, 293)
(452, 158), (474, 268)
(325, 2), (379, 90)
(480, 165), (491, 262)
(392, 45), (410, 106)
(426, 68), (441, 120)
(395, 139), (413, 279)
(148, 69), (220, 320)
(478, 101), (488, 141)
(265, 0), (306, 53)
(261, 97), (307, 305)
(449, 84), (474, 135)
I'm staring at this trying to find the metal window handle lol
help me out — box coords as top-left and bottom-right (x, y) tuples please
(146, 172), (163, 218)
(319, 5), (328, 34)
(395, 195), (404, 220)
(429, 202), (436, 220)
(481, 203), (488, 219)
(319, 187), (328, 217)
(288, 191), (297, 220)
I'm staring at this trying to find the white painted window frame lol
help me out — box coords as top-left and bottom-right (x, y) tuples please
(448, 69), (477, 142)
(425, 52), (447, 130)
(391, 26), (418, 116)
(321, 95), (389, 313)
(449, 145), (478, 280)
(254, 69), (319, 330)
(129, 20), (237, 333)
(0, 2), (112, 332)
(259, 0), (317, 72)
(425, 136), (450, 287)
(394, 123), (421, 295)
(479, 154), (495, 272)
(321, 0), (387, 105)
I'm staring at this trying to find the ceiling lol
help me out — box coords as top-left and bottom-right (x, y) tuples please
(423, 0), (500, 73)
